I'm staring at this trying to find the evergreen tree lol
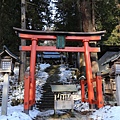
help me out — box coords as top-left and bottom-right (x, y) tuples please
(26, 0), (53, 30)
(95, 0), (119, 43)
(54, 0), (120, 43)
(104, 25), (120, 45)
(0, 0), (21, 53)
(54, 0), (80, 32)
(0, 0), (53, 52)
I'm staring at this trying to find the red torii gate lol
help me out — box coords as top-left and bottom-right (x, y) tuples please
(13, 27), (106, 114)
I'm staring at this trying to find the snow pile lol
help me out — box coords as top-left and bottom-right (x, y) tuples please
(0, 105), (39, 120)
(11, 63), (51, 102)
(36, 63), (51, 100)
(39, 63), (50, 71)
(36, 73), (49, 100)
(59, 64), (72, 83)
(90, 105), (120, 120)
(74, 100), (89, 112)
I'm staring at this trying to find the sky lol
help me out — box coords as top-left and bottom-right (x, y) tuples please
(0, 63), (120, 120)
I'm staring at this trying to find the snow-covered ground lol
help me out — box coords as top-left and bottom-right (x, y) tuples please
(0, 63), (120, 120)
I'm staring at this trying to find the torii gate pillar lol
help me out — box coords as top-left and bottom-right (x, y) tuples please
(84, 40), (94, 103)
(29, 39), (37, 108)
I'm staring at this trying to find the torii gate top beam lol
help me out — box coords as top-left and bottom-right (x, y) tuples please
(13, 27), (106, 53)
(13, 27), (106, 41)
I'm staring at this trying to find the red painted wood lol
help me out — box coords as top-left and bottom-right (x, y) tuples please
(96, 75), (104, 108)
(66, 36), (101, 41)
(19, 33), (101, 41)
(83, 41), (94, 104)
(24, 74), (30, 111)
(80, 80), (85, 102)
(19, 34), (56, 40)
(29, 39), (37, 107)
(20, 46), (100, 52)
(14, 28), (105, 110)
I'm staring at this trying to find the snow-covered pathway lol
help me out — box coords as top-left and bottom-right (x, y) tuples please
(0, 63), (120, 120)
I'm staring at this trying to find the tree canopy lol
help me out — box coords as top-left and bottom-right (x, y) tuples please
(53, 0), (120, 45)
(26, 0), (53, 30)
(0, 0), (120, 53)
(0, 0), (21, 53)
(95, 0), (120, 43)
(0, 0), (52, 53)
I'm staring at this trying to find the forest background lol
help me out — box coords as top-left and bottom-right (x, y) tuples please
(0, 0), (120, 53)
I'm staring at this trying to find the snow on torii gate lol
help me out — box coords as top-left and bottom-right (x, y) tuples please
(13, 27), (106, 114)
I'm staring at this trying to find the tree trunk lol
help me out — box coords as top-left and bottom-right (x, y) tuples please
(0, 0), (4, 47)
(19, 0), (26, 82)
(79, 0), (99, 78)
(81, 0), (93, 32)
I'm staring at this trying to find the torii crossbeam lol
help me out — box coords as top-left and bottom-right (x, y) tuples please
(13, 27), (106, 114)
